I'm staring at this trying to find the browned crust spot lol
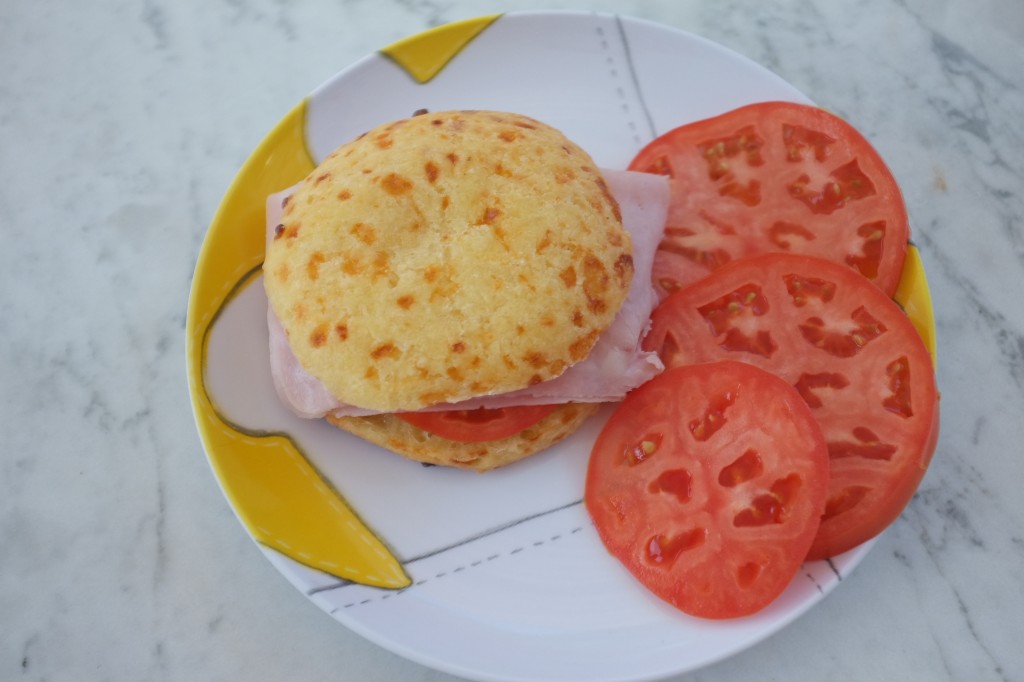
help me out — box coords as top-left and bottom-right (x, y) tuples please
(381, 172), (413, 195)
(370, 342), (400, 360)
(476, 207), (501, 225)
(614, 253), (634, 288)
(342, 255), (362, 276)
(594, 177), (621, 222)
(582, 253), (611, 314)
(418, 389), (454, 405)
(350, 222), (376, 245)
(523, 351), (547, 369)
(310, 323), (328, 348)
(306, 252), (325, 280)
(554, 166), (576, 184)
(536, 231), (553, 254)
(569, 330), (601, 361)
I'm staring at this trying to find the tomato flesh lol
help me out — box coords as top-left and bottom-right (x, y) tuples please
(643, 253), (939, 559)
(628, 101), (909, 298)
(585, 361), (829, 619)
(395, 404), (559, 443)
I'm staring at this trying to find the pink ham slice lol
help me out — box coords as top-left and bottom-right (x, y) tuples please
(266, 169), (670, 419)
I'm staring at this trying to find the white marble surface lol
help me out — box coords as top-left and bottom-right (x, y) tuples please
(2, 0), (1022, 680)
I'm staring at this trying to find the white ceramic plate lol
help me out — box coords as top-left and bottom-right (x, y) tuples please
(192, 11), (877, 682)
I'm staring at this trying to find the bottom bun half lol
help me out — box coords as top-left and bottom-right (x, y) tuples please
(326, 403), (601, 472)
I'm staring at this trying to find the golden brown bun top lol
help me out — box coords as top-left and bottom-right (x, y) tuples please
(264, 110), (632, 411)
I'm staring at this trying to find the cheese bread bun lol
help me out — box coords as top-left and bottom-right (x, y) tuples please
(264, 110), (633, 413)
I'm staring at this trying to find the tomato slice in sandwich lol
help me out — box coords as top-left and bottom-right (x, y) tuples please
(585, 360), (829, 619)
(642, 252), (939, 560)
(396, 404), (560, 443)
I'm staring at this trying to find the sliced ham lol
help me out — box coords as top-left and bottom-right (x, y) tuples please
(265, 169), (670, 419)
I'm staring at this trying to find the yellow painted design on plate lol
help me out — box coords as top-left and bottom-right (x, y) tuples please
(894, 244), (937, 366)
(381, 14), (501, 83)
(186, 101), (410, 589)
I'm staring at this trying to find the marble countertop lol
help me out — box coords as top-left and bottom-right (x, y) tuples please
(2, 0), (1022, 680)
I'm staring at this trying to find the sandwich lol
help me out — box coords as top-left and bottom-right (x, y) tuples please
(263, 110), (669, 471)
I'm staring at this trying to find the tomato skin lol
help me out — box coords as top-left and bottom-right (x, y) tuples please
(395, 404), (559, 443)
(628, 101), (909, 298)
(643, 253), (939, 560)
(585, 361), (829, 619)
(808, 399), (940, 559)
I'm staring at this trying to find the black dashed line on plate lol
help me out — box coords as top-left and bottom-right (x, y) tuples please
(608, 15), (658, 141)
(802, 566), (826, 595)
(334, 526), (589, 610)
(594, 23), (643, 147)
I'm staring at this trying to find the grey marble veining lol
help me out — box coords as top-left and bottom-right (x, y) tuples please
(2, 0), (1022, 681)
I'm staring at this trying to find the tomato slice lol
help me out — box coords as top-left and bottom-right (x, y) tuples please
(643, 253), (939, 559)
(585, 361), (829, 619)
(395, 404), (560, 443)
(628, 101), (909, 298)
